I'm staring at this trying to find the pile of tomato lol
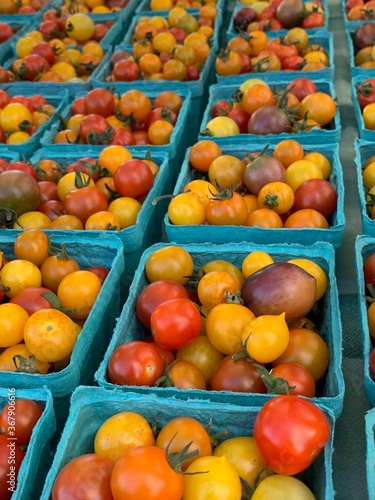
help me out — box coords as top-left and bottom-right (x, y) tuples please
(11, 11), (113, 68)
(0, 89), (56, 146)
(0, 0), (49, 15)
(106, 244), (330, 398)
(350, 23), (375, 70)
(166, 137), (338, 229)
(0, 229), (109, 373)
(147, 0), (219, 9)
(52, 88), (184, 146)
(344, 0), (375, 22)
(0, 39), (106, 85)
(231, 0), (326, 33)
(50, 396), (330, 499)
(105, 5), (218, 83)
(202, 77), (337, 138)
(355, 77), (375, 131)
(216, 27), (330, 75)
(54, 0), (130, 15)
(0, 397), (44, 500)
(0, 144), (161, 230)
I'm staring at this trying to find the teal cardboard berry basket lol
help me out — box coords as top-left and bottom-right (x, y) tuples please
(95, 241), (345, 418)
(40, 385), (336, 500)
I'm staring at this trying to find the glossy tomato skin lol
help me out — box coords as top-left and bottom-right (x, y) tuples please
(113, 159), (154, 200)
(270, 362), (316, 397)
(87, 266), (109, 285)
(0, 399), (43, 445)
(136, 280), (189, 329)
(293, 179), (338, 219)
(150, 298), (202, 350)
(363, 252), (375, 293)
(107, 341), (164, 387)
(0, 435), (24, 500)
(9, 287), (56, 315)
(110, 445), (184, 500)
(52, 454), (114, 500)
(63, 186), (108, 224)
(253, 395), (330, 475)
(0, 170), (41, 216)
(210, 356), (267, 393)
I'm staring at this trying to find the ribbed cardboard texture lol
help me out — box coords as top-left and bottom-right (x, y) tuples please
(95, 241), (345, 418)
(366, 407), (375, 498)
(165, 142), (345, 249)
(40, 385), (336, 500)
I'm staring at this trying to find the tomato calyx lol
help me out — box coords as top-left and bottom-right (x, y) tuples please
(252, 55), (271, 73)
(208, 181), (241, 200)
(165, 433), (201, 474)
(224, 290), (244, 304)
(204, 419), (229, 448)
(0, 207), (18, 228)
(13, 354), (42, 374)
(87, 126), (114, 145)
(216, 48), (232, 63)
(253, 363), (296, 394)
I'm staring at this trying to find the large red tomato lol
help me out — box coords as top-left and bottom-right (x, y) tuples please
(253, 395), (330, 475)
(63, 186), (108, 224)
(293, 179), (338, 219)
(113, 159), (154, 200)
(150, 298), (202, 350)
(135, 280), (190, 329)
(107, 340), (164, 386)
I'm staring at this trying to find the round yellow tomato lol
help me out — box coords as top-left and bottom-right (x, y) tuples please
(288, 258), (328, 301)
(183, 455), (242, 500)
(206, 303), (255, 355)
(145, 246), (194, 285)
(213, 436), (271, 489)
(23, 308), (81, 363)
(242, 251), (274, 278)
(0, 304), (29, 347)
(57, 270), (102, 320)
(242, 312), (289, 363)
(0, 260), (42, 298)
(94, 412), (155, 462)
